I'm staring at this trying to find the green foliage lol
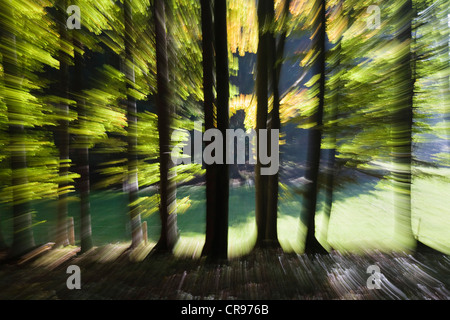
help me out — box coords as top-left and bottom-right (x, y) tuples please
(0, 0), (63, 205)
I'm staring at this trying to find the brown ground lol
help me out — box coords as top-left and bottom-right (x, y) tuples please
(0, 244), (449, 300)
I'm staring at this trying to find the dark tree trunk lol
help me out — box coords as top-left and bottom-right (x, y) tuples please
(200, 0), (218, 257)
(1, 4), (35, 258)
(255, 0), (270, 248)
(154, 0), (179, 252)
(72, 37), (93, 253)
(302, 0), (328, 255)
(208, 0), (230, 261)
(265, 0), (291, 248)
(78, 139), (93, 252)
(124, 0), (143, 249)
(322, 2), (343, 249)
(55, 0), (70, 248)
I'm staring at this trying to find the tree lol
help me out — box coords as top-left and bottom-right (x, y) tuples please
(320, 0), (346, 251)
(390, 0), (416, 250)
(153, 0), (179, 252)
(253, 0), (290, 249)
(301, 0), (328, 255)
(265, 0), (291, 248)
(72, 30), (93, 254)
(54, 0), (72, 248)
(200, 0), (217, 257)
(124, 0), (144, 249)
(392, 0), (439, 253)
(255, 0), (271, 248)
(209, 0), (230, 260)
(200, 0), (230, 261)
(64, 0), (129, 253)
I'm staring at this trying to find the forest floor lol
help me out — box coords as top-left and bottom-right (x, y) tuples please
(0, 243), (449, 300)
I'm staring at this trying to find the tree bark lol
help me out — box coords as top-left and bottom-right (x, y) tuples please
(209, 0), (230, 260)
(255, 0), (270, 248)
(265, 0), (291, 248)
(322, 1), (343, 250)
(200, 0), (218, 257)
(302, 0), (328, 255)
(124, 0), (143, 248)
(55, 0), (71, 248)
(73, 37), (93, 253)
(154, 0), (179, 252)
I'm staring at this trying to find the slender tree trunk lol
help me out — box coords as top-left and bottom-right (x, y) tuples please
(55, 0), (71, 247)
(200, 0), (218, 257)
(210, 0), (229, 260)
(302, 0), (328, 255)
(78, 138), (93, 252)
(154, 0), (178, 252)
(265, 0), (291, 248)
(1, 2), (35, 257)
(255, 0), (270, 248)
(73, 37), (93, 253)
(323, 2), (343, 249)
(124, 0), (143, 249)
(392, 0), (415, 250)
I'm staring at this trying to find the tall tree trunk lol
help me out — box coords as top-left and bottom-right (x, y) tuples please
(200, 0), (218, 257)
(302, 0), (328, 255)
(394, 0), (437, 253)
(1, 2), (35, 257)
(209, 0), (230, 260)
(78, 135), (93, 252)
(0, 210), (7, 250)
(124, 0), (143, 249)
(73, 37), (93, 253)
(154, 0), (179, 252)
(392, 0), (415, 251)
(322, 1), (343, 250)
(265, 0), (291, 248)
(55, 0), (71, 247)
(255, 0), (270, 248)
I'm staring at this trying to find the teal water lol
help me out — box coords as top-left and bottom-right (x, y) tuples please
(0, 185), (262, 247)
